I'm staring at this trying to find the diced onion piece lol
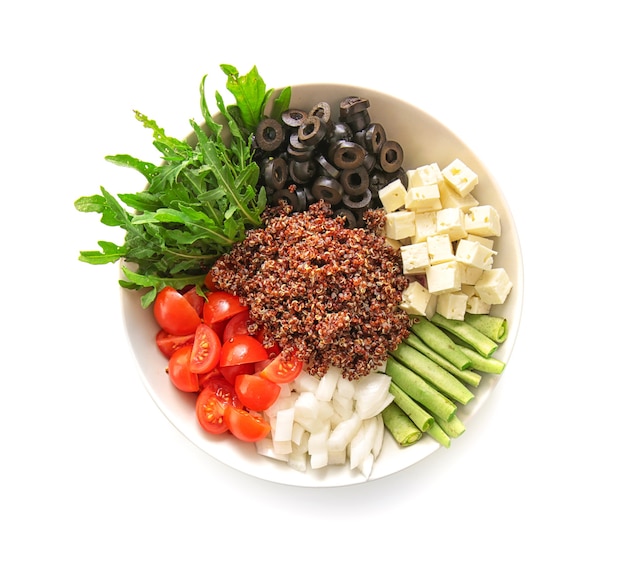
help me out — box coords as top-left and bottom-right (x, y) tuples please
(273, 407), (295, 442)
(256, 438), (289, 462)
(316, 367), (341, 401)
(354, 372), (394, 419)
(326, 412), (362, 452)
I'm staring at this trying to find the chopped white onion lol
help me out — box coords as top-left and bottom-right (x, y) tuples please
(259, 366), (393, 478)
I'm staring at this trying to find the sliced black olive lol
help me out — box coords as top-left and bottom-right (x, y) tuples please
(345, 110), (370, 132)
(309, 101), (333, 128)
(364, 123), (386, 154)
(339, 96), (370, 118)
(340, 166), (369, 196)
(315, 154), (340, 179)
(342, 188), (372, 211)
(289, 159), (317, 184)
(369, 169), (391, 193)
(329, 140), (366, 169)
(363, 152), (377, 172)
(333, 207), (358, 229)
(255, 118), (285, 152)
(311, 176), (343, 205)
(326, 121), (353, 146)
(287, 132), (315, 161)
(262, 156), (288, 191)
(298, 115), (327, 146)
(277, 186), (308, 212)
(378, 140), (404, 173)
(282, 108), (308, 129)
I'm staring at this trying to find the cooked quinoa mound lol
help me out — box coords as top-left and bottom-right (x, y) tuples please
(210, 201), (410, 380)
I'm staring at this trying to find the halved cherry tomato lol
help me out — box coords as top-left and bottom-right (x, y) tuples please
(222, 309), (251, 343)
(220, 335), (269, 367)
(189, 323), (221, 374)
(196, 378), (242, 435)
(167, 345), (199, 392)
(234, 373), (281, 412)
(204, 271), (219, 292)
(224, 405), (271, 442)
(155, 330), (194, 358)
(218, 362), (256, 385)
(254, 326), (282, 358)
(259, 352), (303, 384)
(183, 287), (205, 317)
(203, 291), (248, 324)
(154, 286), (201, 335)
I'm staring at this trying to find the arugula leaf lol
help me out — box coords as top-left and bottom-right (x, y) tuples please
(75, 64), (290, 306)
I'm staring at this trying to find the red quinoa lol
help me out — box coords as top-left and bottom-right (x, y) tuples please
(210, 201), (410, 380)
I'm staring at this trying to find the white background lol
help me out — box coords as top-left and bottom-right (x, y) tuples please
(1, 1), (624, 565)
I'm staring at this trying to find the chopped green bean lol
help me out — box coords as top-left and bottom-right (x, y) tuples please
(410, 317), (472, 370)
(389, 382), (434, 431)
(431, 313), (498, 358)
(464, 313), (508, 343)
(382, 403), (422, 447)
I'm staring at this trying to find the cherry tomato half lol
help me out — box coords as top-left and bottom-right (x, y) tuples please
(218, 362), (256, 385)
(167, 345), (199, 392)
(220, 335), (269, 367)
(203, 291), (248, 324)
(182, 287), (205, 318)
(189, 323), (221, 374)
(224, 405), (271, 442)
(222, 309), (252, 343)
(234, 373), (281, 412)
(196, 378), (242, 435)
(155, 330), (194, 358)
(259, 352), (303, 384)
(154, 286), (201, 336)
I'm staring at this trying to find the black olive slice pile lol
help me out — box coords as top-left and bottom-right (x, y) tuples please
(253, 96), (406, 228)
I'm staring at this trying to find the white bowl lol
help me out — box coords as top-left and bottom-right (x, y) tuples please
(120, 83), (524, 488)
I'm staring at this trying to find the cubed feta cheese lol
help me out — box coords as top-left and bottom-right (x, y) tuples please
(400, 242), (430, 274)
(466, 234), (494, 249)
(425, 261), (462, 294)
(412, 211), (438, 243)
(385, 210), (416, 240)
(436, 292), (469, 320)
(436, 207), (467, 241)
(455, 238), (497, 270)
(378, 179), (407, 212)
(460, 264), (484, 285)
(442, 158), (478, 197)
(466, 295), (491, 314)
(474, 268), (513, 304)
(400, 280), (437, 318)
(407, 163), (444, 188)
(439, 182), (479, 212)
(427, 234), (455, 265)
(465, 205), (501, 237)
(405, 183), (442, 213)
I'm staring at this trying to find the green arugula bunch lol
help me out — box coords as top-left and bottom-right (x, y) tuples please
(75, 65), (291, 306)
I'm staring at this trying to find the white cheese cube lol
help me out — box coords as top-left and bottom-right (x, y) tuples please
(385, 237), (402, 250)
(378, 179), (407, 213)
(474, 268), (513, 304)
(425, 261), (462, 294)
(400, 280), (437, 318)
(436, 292), (468, 321)
(407, 163), (444, 188)
(460, 264), (484, 285)
(455, 238), (496, 270)
(405, 183), (442, 213)
(436, 207), (467, 241)
(412, 211), (438, 243)
(385, 210), (416, 240)
(466, 295), (491, 314)
(465, 205), (501, 237)
(439, 182), (479, 212)
(466, 234), (494, 249)
(442, 158), (478, 197)
(400, 242), (430, 274)
(427, 234), (454, 265)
